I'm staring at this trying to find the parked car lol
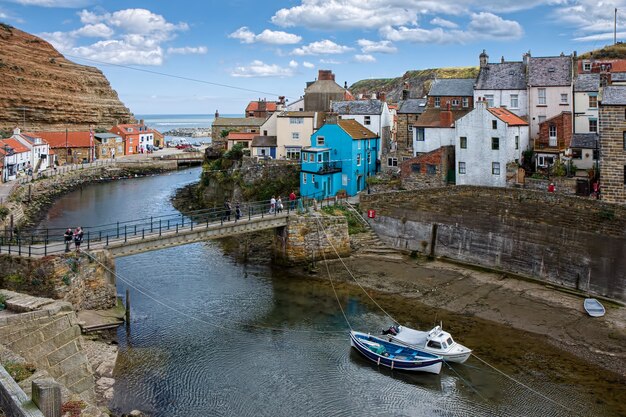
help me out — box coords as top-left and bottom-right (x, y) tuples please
(176, 143), (192, 149)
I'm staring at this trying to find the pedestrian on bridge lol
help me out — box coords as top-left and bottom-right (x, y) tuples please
(269, 196), (276, 214)
(64, 228), (73, 253)
(223, 200), (232, 221)
(235, 203), (242, 220)
(289, 191), (296, 210)
(73, 227), (84, 252)
(277, 197), (283, 213)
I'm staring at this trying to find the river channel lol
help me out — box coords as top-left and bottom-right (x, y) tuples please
(38, 168), (620, 417)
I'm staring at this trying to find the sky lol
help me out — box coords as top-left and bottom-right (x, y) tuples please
(0, 0), (625, 115)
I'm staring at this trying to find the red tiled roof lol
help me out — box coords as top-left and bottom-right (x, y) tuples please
(488, 108), (528, 126)
(245, 101), (278, 112)
(0, 138), (30, 153)
(414, 109), (471, 128)
(227, 132), (257, 140)
(28, 131), (93, 148)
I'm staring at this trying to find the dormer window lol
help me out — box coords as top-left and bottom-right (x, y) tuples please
(583, 61), (591, 72)
(548, 68), (555, 73)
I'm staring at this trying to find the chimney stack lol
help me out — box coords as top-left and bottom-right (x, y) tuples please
(140, 119), (144, 125)
(476, 96), (487, 110)
(378, 92), (386, 102)
(501, 56), (505, 63)
(480, 49), (489, 68)
(440, 103), (453, 127)
(215, 109), (219, 119)
(318, 70), (335, 81)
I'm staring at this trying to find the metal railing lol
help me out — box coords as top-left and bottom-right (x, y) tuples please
(0, 199), (291, 257)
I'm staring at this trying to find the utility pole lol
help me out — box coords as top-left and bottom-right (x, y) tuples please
(615, 8), (618, 45)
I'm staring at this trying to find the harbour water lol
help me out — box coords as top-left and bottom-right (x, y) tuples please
(137, 113), (241, 145)
(36, 168), (622, 417)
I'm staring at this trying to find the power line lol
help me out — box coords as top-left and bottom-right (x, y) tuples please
(64, 54), (297, 100)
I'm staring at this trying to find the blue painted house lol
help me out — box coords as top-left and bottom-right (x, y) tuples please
(300, 119), (379, 199)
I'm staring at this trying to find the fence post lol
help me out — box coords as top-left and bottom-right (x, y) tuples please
(99, 230), (102, 242)
(124, 225), (127, 242)
(150, 216), (153, 233)
(87, 231), (90, 250)
(159, 220), (162, 236)
(142, 228), (145, 239)
(167, 219), (170, 230)
(117, 222), (120, 238)
(176, 224), (179, 234)
(134, 225), (137, 236)
(106, 235), (109, 246)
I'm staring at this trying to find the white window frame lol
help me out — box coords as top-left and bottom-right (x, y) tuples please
(290, 117), (304, 125)
(364, 116), (371, 125)
(434, 97), (441, 108)
(451, 99), (459, 107)
(292, 132), (300, 140)
(387, 157), (398, 167)
(462, 97), (469, 108)
(356, 154), (362, 166)
(561, 93), (568, 104)
(492, 162), (500, 175)
(367, 151), (371, 164)
(460, 136), (467, 149)
(312, 174), (315, 183)
(538, 88), (546, 105)
(485, 95), (494, 107)
(510, 94), (519, 109)
(458, 161), (466, 174)
(302, 173), (307, 184)
(583, 61), (591, 71)
(316, 136), (325, 146)
(416, 128), (425, 142)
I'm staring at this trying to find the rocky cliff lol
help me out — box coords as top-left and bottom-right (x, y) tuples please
(0, 24), (135, 132)
(349, 67), (479, 102)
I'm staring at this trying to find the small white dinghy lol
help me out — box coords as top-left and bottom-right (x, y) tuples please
(584, 298), (605, 317)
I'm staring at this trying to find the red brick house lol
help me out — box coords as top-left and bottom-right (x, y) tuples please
(400, 146), (455, 189)
(30, 131), (95, 165)
(534, 111), (572, 169)
(245, 99), (282, 118)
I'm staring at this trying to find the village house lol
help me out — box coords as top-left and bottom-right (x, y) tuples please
(300, 119), (379, 198)
(526, 54), (573, 139)
(474, 50), (528, 117)
(210, 113), (265, 149)
(0, 138), (29, 180)
(304, 70), (353, 112)
(33, 131), (96, 164)
(251, 135), (277, 159)
(11, 128), (51, 172)
(94, 132), (124, 159)
(331, 95), (392, 160)
(392, 92), (426, 166)
(533, 112), (572, 169)
(276, 111), (319, 160)
(573, 73), (600, 134)
(455, 99), (529, 187)
(399, 146), (455, 190)
(109, 121), (155, 154)
(570, 133), (599, 171)
(245, 97), (283, 118)
(226, 132), (256, 150)
(598, 85), (626, 204)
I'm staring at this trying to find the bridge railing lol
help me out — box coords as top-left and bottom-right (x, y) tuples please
(0, 198), (292, 257)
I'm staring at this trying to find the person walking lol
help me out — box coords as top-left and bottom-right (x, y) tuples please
(223, 200), (232, 221)
(276, 197), (283, 213)
(270, 196), (276, 214)
(73, 227), (83, 252)
(235, 202), (242, 220)
(63, 228), (73, 253)
(547, 182), (555, 193)
(289, 190), (296, 210)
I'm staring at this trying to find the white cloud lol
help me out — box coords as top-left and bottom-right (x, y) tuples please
(107, 9), (188, 38)
(228, 26), (302, 44)
(292, 39), (353, 56)
(550, 0), (626, 42)
(320, 58), (341, 64)
(303, 61), (315, 68)
(357, 39), (397, 54)
(289, 60), (299, 68)
(354, 54), (376, 63)
(167, 46), (208, 55)
(430, 17), (458, 29)
(231, 60), (295, 78)
(72, 23), (113, 38)
(72, 38), (164, 65)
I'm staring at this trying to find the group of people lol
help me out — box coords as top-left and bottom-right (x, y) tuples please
(270, 191), (298, 214)
(222, 200), (242, 221)
(63, 226), (83, 252)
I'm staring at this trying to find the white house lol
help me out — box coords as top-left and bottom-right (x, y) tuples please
(573, 73), (599, 134)
(412, 106), (471, 155)
(474, 50), (528, 117)
(527, 54), (573, 139)
(331, 98), (392, 158)
(0, 138), (31, 180)
(138, 125), (154, 152)
(455, 99), (529, 187)
(275, 111), (318, 160)
(11, 128), (51, 171)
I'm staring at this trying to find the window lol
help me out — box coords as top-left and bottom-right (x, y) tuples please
(416, 128), (425, 141)
(561, 93), (568, 104)
(367, 151), (371, 164)
(583, 61), (591, 71)
(451, 99), (459, 107)
(287, 149), (300, 160)
(309, 153), (314, 162)
(549, 125), (557, 138)
(589, 119), (598, 133)
(538, 88), (546, 105)
(316, 136), (325, 146)
(434, 97), (441, 107)
(492, 162), (501, 175)
(356, 154), (361, 166)
(510, 94), (519, 108)
(515, 135), (519, 150)
(572, 149), (582, 159)
(462, 97), (469, 108)
(491, 137), (499, 150)
(317, 154), (322, 162)
(302, 173), (307, 184)
(292, 132), (300, 140)
(458, 161), (466, 174)
(364, 116), (371, 125)
(357, 141), (361, 149)
(407, 125), (413, 132)
(290, 117), (304, 124)
(312, 174), (315, 183)
(492, 120), (498, 129)
(387, 157), (398, 167)
(485, 95), (494, 107)
(589, 95), (598, 108)
(427, 164), (437, 175)
(460, 136), (467, 149)
(411, 163), (421, 173)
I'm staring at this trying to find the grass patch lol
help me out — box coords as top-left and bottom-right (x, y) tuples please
(321, 205), (367, 235)
(3, 362), (36, 382)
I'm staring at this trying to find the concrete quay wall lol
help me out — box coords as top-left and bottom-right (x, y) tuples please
(360, 187), (626, 301)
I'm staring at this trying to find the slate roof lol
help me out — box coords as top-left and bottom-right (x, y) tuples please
(213, 117), (266, 127)
(94, 133), (121, 139)
(487, 108), (528, 126)
(574, 73), (600, 92)
(611, 72), (626, 82)
(414, 109), (472, 128)
(570, 133), (598, 149)
(475, 62), (526, 90)
(600, 85), (626, 105)
(337, 119), (378, 139)
(251, 136), (277, 147)
(528, 56), (572, 87)
(277, 111), (316, 118)
(331, 100), (384, 115)
(428, 78), (475, 97)
(397, 98), (427, 114)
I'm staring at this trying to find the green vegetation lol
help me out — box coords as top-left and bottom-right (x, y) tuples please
(0, 293), (6, 309)
(598, 205), (615, 221)
(579, 44), (626, 59)
(320, 205), (367, 235)
(0, 205), (9, 221)
(223, 143), (245, 160)
(3, 362), (35, 382)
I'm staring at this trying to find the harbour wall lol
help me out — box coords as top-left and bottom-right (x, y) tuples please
(360, 187), (626, 301)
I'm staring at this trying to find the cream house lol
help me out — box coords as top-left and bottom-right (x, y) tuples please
(275, 111), (318, 160)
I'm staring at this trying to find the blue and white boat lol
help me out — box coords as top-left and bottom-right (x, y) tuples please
(383, 325), (472, 364)
(350, 331), (443, 374)
(584, 298), (605, 317)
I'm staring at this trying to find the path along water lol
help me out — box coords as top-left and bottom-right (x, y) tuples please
(37, 168), (621, 417)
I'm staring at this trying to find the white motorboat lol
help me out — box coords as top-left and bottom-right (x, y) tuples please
(383, 324), (472, 364)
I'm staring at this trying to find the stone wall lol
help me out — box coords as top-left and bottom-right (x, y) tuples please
(273, 214), (350, 265)
(400, 146), (453, 190)
(599, 104), (626, 204)
(361, 187), (626, 301)
(0, 364), (44, 417)
(522, 176), (579, 195)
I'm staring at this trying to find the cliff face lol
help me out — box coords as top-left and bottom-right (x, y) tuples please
(350, 67), (480, 102)
(0, 24), (135, 132)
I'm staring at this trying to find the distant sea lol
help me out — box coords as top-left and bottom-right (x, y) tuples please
(136, 114), (241, 144)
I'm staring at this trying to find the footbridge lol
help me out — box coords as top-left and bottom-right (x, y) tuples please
(0, 201), (292, 258)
